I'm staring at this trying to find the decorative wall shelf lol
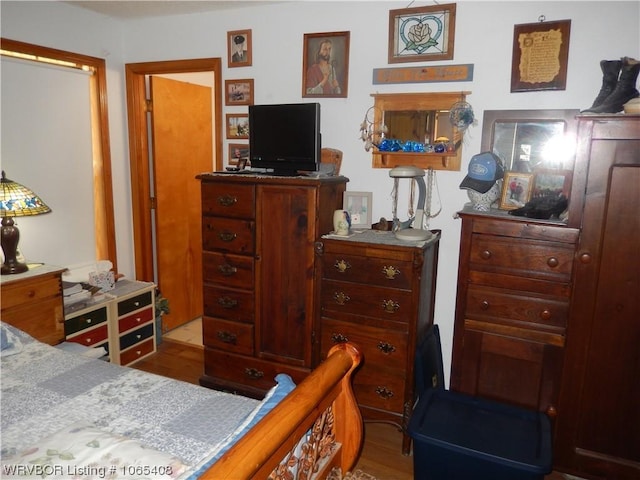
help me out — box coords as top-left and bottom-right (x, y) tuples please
(369, 91), (471, 171)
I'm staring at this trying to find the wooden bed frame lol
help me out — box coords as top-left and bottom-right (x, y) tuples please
(202, 342), (364, 479)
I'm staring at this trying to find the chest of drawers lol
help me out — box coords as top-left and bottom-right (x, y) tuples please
(451, 212), (579, 415)
(63, 280), (156, 365)
(315, 230), (440, 454)
(198, 174), (347, 398)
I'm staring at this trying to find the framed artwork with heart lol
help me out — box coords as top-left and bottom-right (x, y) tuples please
(388, 3), (457, 63)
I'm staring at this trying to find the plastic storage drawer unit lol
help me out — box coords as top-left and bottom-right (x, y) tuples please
(409, 388), (552, 480)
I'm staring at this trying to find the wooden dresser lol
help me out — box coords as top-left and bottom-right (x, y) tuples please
(315, 230), (440, 453)
(197, 173), (347, 398)
(451, 210), (577, 414)
(452, 114), (640, 479)
(1, 264), (66, 345)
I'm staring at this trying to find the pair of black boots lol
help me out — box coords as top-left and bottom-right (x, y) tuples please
(582, 57), (639, 113)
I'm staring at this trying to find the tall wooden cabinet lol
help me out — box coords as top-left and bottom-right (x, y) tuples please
(197, 173), (347, 398)
(451, 114), (639, 479)
(554, 115), (639, 479)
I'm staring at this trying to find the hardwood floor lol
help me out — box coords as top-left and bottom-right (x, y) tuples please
(132, 339), (570, 480)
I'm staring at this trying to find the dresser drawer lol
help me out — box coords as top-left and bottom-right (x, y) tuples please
(322, 253), (413, 290)
(65, 306), (108, 336)
(202, 183), (255, 219)
(117, 291), (152, 317)
(469, 234), (575, 282)
(120, 338), (155, 366)
(321, 279), (413, 322)
(67, 324), (108, 346)
(203, 217), (255, 254)
(466, 285), (569, 330)
(204, 348), (309, 392)
(353, 368), (407, 414)
(203, 285), (254, 323)
(320, 318), (407, 372)
(1, 275), (61, 309)
(118, 306), (154, 333)
(203, 316), (254, 355)
(2, 297), (64, 345)
(203, 251), (254, 287)
(119, 323), (154, 350)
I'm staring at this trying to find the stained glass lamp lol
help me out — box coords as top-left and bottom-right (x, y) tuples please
(0, 171), (51, 274)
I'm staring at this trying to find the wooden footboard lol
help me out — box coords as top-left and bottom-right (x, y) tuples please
(202, 343), (363, 479)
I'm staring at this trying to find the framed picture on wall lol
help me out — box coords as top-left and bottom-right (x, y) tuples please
(228, 29), (252, 68)
(499, 172), (534, 210)
(226, 114), (249, 139)
(228, 143), (249, 165)
(511, 19), (571, 92)
(225, 79), (254, 106)
(388, 3), (457, 63)
(343, 191), (373, 229)
(302, 31), (350, 98)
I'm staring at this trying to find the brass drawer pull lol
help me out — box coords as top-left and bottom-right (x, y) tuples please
(382, 299), (400, 313)
(547, 257), (559, 268)
(480, 250), (492, 260)
(217, 296), (238, 308)
(382, 265), (400, 280)
(377, 342), (396, 354)
(333, 291), (350, 305)
(245, 367), (264, 379)
(218, 264), (238, 276)
(331, 333), (349, 343)
(218, 231), (237, 242)
(217, 194), (238, 207)
(216, 330), (237, 344)
(375, 386), (394, 399)
(334, 259), (351, 273)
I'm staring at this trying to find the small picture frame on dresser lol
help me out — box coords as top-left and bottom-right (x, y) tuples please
(343, 191), (372, 229)
(499, 172), (534, 210)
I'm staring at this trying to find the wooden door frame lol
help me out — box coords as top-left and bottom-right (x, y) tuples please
(125, 58), (223, 281)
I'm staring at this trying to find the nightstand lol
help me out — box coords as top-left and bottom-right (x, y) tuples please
(1, 264), (66, 345)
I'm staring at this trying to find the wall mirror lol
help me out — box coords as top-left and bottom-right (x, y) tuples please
(370, 91), (471, 171)
(481, 109), (579, 172)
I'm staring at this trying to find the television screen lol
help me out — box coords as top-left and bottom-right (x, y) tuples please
(249, 103), (321, 175)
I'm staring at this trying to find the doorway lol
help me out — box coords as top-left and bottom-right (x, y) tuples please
(125, 58), (223, 332)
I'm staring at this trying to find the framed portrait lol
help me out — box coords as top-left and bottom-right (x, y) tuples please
(500, 172), (534, 210)
(302, 31), (350, 98)
(511, 20), (571, 92)
(343, 191), (373, 229)
(225, 79), (254, 106)
(226, 114), (249, 139)
(388, 3), (456, 64)
(228, 143), (249, 166)
(227, 29), (252, 68)
(533, 169), (572, 198)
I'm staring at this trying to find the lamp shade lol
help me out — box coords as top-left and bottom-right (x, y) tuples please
(1, 171), (51, 274)
(0, 171), (51, 216)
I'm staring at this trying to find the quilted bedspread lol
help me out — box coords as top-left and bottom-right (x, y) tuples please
(0, 323), (260, 479)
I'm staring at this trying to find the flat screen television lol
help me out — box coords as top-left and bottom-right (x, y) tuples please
(249, 103), (321, 176)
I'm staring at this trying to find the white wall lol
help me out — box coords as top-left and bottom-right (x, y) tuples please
(3, 0), (639, 383)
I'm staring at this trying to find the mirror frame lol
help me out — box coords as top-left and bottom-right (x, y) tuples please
(481, 109), (579, 172)
(370, 91), (471, 171)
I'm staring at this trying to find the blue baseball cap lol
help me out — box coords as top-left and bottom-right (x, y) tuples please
(459, 152), (504, 193)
